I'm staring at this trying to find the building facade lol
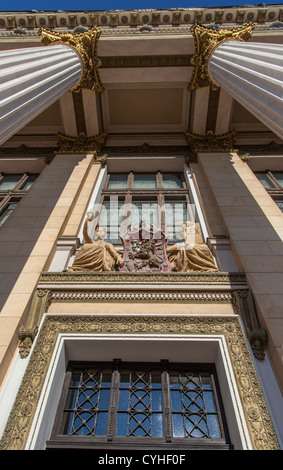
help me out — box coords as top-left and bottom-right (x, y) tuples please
(0, 5), (283, 450)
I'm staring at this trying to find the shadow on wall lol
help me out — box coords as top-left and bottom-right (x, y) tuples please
(0, 155), (85, 312)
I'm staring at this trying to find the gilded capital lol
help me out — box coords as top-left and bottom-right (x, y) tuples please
(188, 22), (255, 91)
(185, 130), (237, 154)
(56, 131), (108, 155)
(39, 27), (104, 93)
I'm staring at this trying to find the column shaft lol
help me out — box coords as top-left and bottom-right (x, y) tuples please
(0, 44), (83, 145)
(208, 40), (283, 139)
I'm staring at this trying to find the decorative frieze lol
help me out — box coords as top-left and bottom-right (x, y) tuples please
(0, 6), (282, 34)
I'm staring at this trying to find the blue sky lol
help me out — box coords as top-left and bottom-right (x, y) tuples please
(1, 0), (283, 12)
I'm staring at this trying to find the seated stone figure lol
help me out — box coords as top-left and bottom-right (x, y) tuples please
(167, 221), (218, 272)
(68, 213), (124, 272)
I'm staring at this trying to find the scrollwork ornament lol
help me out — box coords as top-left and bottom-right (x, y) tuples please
(184, 130), (237, 154)
(39, 26), (104, 93)
(56, 131), (108, 155)
(188, 22), (255, 91)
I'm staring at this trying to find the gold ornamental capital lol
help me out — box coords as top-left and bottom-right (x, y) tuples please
(56, 131), (108, 155)
(188, 22), (255, 91)
(39, 27), (104, 93)
(185, 130), (237, 154)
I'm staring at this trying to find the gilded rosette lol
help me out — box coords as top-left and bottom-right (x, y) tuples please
(188, 22), (255, 91)
(39, 27), (104, 93)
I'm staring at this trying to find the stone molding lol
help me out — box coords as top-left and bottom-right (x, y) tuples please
(16, 271), (268, 361)
(1, 314), (279, 450)
(0, 7), (282, 33)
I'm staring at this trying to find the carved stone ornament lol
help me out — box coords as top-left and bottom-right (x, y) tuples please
(119, 223), (172, 273)
(233, 290), (267, 361)
(1, 314), (279, 450)
(39, 26), (104, 93)
(188, 22), (255, 91)
(18, 289), (52, 359)
(56, 131), (108, 156)
(184, 130), (237, 154)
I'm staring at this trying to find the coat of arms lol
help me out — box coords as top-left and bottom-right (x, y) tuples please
(119, 223), (172, 272)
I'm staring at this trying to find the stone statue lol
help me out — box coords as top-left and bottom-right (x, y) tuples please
(167, 221), (218, 272)
(68, 213), (124, 272)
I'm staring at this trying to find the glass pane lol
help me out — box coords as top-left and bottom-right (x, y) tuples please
(108, 174), (128, 189)
(118, 389), (129, 410)
(162, 173), (183, 189)
(98, 200), (124, 243)
(254, 172), (276, 188)
(63, 367), (111, 436)
(276, 202), (283, 212)
(152, 413), (163, 437)
(130, 201), (159, 227)
(170, 369), (221, 439)
(152, 390), (162, 411)
(165, 201), (188, 242)
(172, 414), (185, 437)
(207, 414), (221, 438)
(116, 412), (128, 436)
(133, 174), (157, 189)
(117, 367), (162, 438)
(0, 175), (22, 190)
(0, 203), (17, 226)
(273, 172), (283, 187)
(96, 411), (109, 436)
(20, 174), (38, 190)
(171, 390), (182, 411)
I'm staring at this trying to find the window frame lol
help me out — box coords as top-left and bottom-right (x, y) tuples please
(0, 172), (38, 226)
(254, 170), (283, 211)
(93, 171), (192, 244)
(47, 360), (232, 450)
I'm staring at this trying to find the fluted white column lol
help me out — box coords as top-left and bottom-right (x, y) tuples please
(0, 44), (83, 145)
(208, 41), (283, 140)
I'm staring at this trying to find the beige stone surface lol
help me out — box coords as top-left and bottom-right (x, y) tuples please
(0, 154), (100, 387)
(198, 151), (283, 392)
(47, 301), (236, 316)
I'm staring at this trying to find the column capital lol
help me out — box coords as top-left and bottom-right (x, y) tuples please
(55, 131), (108, 156)
(39, 26), (104, 93)
(184, 130), (237, 155)
(188, 22), (254, 91)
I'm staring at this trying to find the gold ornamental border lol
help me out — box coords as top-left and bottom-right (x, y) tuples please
(188, 22), (255, 91)
(0, 314), (279, 450)
(39, 26), (104, 93)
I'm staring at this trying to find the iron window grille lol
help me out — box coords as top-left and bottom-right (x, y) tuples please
(47, 361), (232, 450)
(0, 173), (38, 226)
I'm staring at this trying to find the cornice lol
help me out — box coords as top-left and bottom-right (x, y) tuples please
(38, 270), (247, 288)
(0, 7), (283, 34)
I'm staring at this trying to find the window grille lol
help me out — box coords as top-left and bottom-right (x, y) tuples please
(48, 361), (231, 449)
